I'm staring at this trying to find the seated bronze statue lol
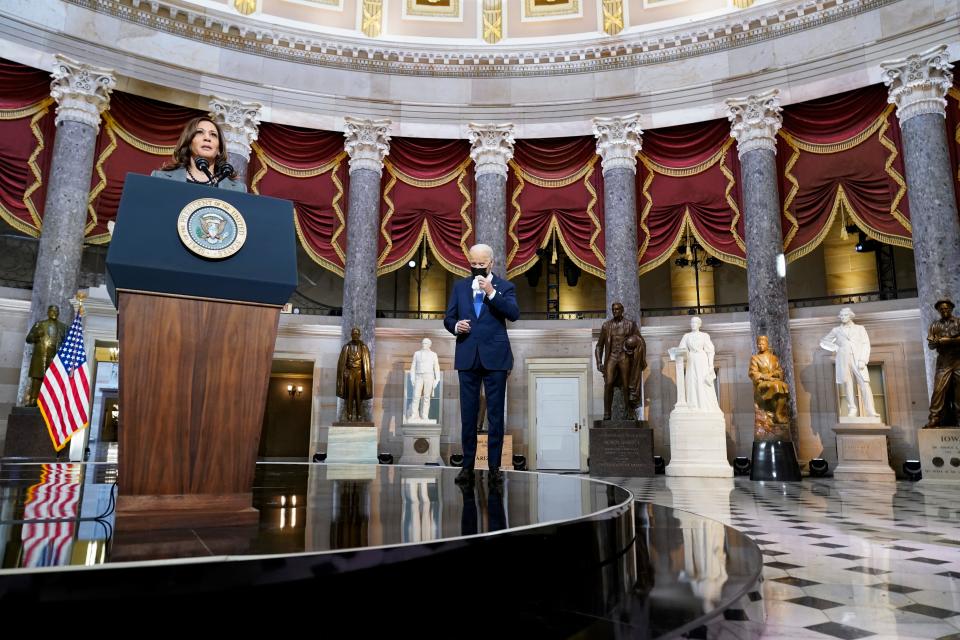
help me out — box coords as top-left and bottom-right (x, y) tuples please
(748, 335), (791, 440)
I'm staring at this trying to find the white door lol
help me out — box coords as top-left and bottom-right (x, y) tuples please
(535, 377), (581, 470)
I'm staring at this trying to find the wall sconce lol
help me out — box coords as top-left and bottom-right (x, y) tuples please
(287, 384), (303, 398)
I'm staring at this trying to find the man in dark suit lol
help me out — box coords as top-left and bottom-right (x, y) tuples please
(444, 244), (520, 486)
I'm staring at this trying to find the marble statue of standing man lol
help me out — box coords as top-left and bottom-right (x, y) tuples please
(819, 307), (879, 418)
(409, 338), (441, 422)
(675, 316), (720, 412)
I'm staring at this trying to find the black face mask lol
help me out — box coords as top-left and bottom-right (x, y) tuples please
(471, 266), (488, 278)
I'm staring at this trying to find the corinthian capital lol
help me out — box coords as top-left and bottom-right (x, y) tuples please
(468, 123), (515, 179)
(881, 45), (953, 123)
(343, 117), (392, 174)
(49, 55), (116, 132)
(726, 89), (782, 158)
(592, 114), (642, 175)
(208, 96), (262, 161)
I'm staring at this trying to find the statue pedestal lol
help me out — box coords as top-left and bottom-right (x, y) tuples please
(3, 407), (59, 459)
(750, 440), (802, 481)
(918, 427), (960, 484)
(589, 419), (654, 477)
(665, 409), (732, 478)
(326, 422), (378, 464)
(399, 423), (443, 465)
(476, 434), (513, 470)
(832, 416), (895, 482)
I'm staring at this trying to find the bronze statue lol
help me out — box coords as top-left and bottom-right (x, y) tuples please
(24, 305), (67, 407)
(595, 302), (646, 420)
(748, 335), (791, 440)
(336, 327), (373, 422)
(926, 299), (960, 428)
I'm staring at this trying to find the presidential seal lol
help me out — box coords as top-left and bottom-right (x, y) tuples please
(177, 198), (247, 259)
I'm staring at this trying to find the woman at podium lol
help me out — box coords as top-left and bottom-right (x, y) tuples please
(152, 117), (246, 192)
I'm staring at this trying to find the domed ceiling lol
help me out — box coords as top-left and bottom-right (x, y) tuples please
(190, 0), (763, 44)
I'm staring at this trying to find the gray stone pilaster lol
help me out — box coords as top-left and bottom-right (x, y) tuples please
(727, 89), (800, 443)
(593, 114), (643, 323)
(18, 56), (115, 405)
(468, 123), (514, 270)
(209, 96), (261, 184)
(341, 117), (391, 421)
(881, 45), (960, 393)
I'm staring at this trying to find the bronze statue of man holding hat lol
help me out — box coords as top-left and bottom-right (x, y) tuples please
(926, 299), (960, 428)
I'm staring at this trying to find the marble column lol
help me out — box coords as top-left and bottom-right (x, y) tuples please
(726, 89), (799, 441)
(18, 55), (115, 404)
(208, 96), (262, 184)
(468, 123), (514, 271)
(593, 114), (643, 323)
(881, 45), (960, 393)
(341, 117), (391, 421)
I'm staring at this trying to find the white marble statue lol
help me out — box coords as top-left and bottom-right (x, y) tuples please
(674, 316), (721, 412)
(819, 307), (880, 418)
(409, 338), (441, 422)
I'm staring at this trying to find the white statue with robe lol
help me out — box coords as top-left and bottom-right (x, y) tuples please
(671, 316), (720, 412)
(819, 307), (880, 418)
(665, 316), (732, 477)
(408, 338), (441, 423)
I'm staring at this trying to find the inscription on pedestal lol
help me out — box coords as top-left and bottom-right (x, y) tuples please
(476, 434), (513, 470)
(589, 427), (654, 477)
(919, 428), (960, 483)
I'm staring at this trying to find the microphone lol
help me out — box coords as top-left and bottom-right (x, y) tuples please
(194, 157), (213, 181)
(213, 160), (235, 186)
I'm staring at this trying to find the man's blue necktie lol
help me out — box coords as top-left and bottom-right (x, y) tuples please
(474, 291), (484, 317)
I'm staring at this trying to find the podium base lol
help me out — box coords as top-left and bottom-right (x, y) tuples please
(116, 493), (259, 530)
(750, 440), (802, 481)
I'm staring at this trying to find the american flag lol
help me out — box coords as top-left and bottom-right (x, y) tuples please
(37, 312), (90, 452)
(20, 463), (81, 567)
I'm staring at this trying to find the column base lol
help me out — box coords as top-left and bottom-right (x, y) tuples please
(750, 440), (802, 481)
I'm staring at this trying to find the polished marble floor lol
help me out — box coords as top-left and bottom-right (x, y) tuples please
(604, 475), (960, 640)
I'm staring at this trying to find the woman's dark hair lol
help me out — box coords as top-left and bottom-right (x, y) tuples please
(160, 117), (235, 179)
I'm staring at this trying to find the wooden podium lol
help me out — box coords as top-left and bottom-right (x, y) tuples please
(106, 175), (297, 529)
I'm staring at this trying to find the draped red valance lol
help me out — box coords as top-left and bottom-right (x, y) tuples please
(86, 91), (203, 242)
(946, 84), (960, 218)
(778, 84), (911, 258)
(506, 137), (604, 279)
(637, 119), (744, 273)
(0, 59), (55, 237)
(250, 123), (348, 275)
(379, 138), (473, 276)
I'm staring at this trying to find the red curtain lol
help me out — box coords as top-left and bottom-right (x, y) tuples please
(86, 91), (203, 242)
(946, 81), (960, 219)
(379, 138), (473, 276)
(507, 137), (604, 278)
(249, 123), (348, 275)
(778, 84), (911, 258)
(637, 119), (744, 273)
(0, 59), (55, 237)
